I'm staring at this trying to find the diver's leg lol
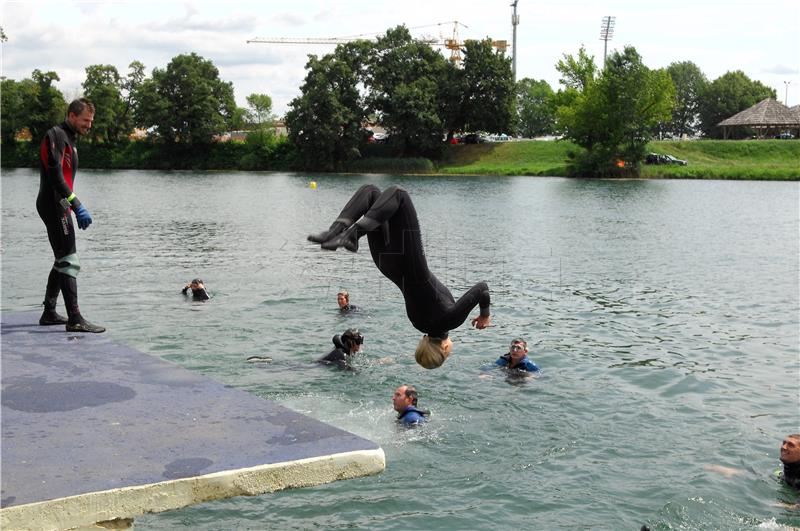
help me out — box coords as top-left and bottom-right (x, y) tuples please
(366, 187), (429, 284)
(60, 270), (105, 334)
(308, 184), (381, 243)
(39, 267), (67, 325)
(321, 186), (416, 255)
(44, 210), (105, 333)
(38, 207), (70, 325)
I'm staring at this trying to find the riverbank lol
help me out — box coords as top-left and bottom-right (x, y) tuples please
(2, 139), (797, 179)
(433, 139), (800, 180)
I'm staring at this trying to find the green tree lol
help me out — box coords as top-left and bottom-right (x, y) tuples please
(460, 39), (515, 134)
(557, 46), (674, 177)
(437, 60), (465, 140)
(134, 53), (236, 144)
(26, 70), (66, 144)
(516, 78), (556, 137)
(246, 93), (274, 129)
(285, 41), (371, 170)
(367, 26), (450, 156)
(82, 64), (127, 143)
(697, 70), (777, 138)
(117, 61), (146, 140)
(663, 61), (708, 138)
(1, 78), (36, 144)
(556, 45), (597, 92)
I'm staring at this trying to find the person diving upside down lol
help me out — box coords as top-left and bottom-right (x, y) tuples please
(308, 185), (491, 369)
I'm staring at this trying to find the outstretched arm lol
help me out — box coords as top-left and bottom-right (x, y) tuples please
(438, 281), (491, 332)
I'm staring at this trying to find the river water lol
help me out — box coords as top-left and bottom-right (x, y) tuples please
(2, 169), (798, 530)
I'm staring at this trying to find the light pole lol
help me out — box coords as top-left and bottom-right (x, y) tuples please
(784, 81), (791, 106)
(511, 0), (520, 83)
(600, 16), (615, 67)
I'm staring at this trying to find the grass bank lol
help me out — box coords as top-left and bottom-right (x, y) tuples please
(429, 139), (799, 180)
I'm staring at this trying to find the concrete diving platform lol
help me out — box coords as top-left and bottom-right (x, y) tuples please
(0, 312), (385, 530)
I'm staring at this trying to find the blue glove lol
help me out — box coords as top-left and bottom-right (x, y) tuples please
(73, 204), (92, 230)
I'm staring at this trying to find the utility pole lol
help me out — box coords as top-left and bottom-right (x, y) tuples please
(600, 15), (615, 67)
(511, 0), (520, 83)
(784, 81), (791, 106)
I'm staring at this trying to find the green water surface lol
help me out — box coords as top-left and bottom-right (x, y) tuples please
(2, 170), (798, 530)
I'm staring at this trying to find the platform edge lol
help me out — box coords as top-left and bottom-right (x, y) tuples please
(0, 447), (386, 531)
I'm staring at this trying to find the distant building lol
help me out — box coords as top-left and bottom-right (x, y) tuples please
(717, 98), (800, 139)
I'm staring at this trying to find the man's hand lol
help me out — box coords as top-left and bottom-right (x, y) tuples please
(73, 204), (92, 230)
(471, 315), (491, 329)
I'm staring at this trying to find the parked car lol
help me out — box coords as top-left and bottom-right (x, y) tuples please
(462, 133), (488, 144)
(645, 153), (688, 166)
(775, 132), (795, 139)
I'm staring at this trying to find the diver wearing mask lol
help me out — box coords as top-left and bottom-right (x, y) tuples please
(318, 328), (364, 370)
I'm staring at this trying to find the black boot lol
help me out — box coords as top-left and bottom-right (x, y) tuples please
(60, 273), (106, 333)
(40, 268), (68, 325)
(66, 317), (106, 334)
(39, 307), (68, 325)
(308, 218), (350, 244)
(321, 216), (380, 252)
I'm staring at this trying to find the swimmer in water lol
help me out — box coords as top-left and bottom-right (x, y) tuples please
(182, 278), (210, 301)
(309, 185), (491, 369)
(337, 290), (358, 313)
(392, 384), (429, 426)
(780, 434), (800, 490)
(494, 338), (540, 373)
(317, 328), (364, 370)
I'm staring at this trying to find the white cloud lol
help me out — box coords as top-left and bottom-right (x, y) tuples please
(2, 0), (799, 113)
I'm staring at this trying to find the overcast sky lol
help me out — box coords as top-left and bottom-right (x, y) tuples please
(2, 0), (798, 116)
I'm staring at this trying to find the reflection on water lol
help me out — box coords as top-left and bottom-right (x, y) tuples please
(2, 169), (798, 530)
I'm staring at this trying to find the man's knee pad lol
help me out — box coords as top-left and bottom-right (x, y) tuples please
(54, 253), (81, 278)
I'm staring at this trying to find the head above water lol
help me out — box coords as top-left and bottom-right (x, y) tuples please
(414, 335), (453, 369)
(337, 290), (350, 308)
(509, 338), (528, 362)
(341, 328), (364, 352)
(781, 434), (800, 465)
(392, 384), (418, 412)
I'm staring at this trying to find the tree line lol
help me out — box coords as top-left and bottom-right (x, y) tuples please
(0, 25), (777, 176)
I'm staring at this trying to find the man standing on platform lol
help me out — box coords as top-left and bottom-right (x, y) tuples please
(37, 98), (105, 333)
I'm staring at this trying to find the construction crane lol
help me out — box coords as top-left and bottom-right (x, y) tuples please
(247, 21), (508, 66)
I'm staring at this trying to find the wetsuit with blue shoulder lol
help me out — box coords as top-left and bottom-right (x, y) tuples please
(495, 354), (540, 372)
(494, 338), (540, 372)
(397, 406), (430, 426)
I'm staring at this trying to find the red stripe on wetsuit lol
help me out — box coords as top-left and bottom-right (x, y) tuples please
(40, 135), (75, 192)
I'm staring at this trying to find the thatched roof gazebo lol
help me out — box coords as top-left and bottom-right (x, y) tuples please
(718, 98), (800, 139)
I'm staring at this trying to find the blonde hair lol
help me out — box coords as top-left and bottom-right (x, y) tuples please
(414, 336), (446, 369)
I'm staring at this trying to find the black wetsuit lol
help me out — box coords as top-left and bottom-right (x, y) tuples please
(182, 286), (210, 301)
(783, 462), (800, 489)
(37, 121), (84, 321)
(340, 303), (358, 314)
(332, 185), (490, 338)
(317, 334), (352, 370)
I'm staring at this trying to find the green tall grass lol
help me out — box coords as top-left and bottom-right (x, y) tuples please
(430, 139), (799, 180)
(640, 140), (800, 180)
(436, 141), (573, 176)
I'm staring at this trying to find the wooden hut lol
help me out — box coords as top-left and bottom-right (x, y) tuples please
(717, 98), (800, 139)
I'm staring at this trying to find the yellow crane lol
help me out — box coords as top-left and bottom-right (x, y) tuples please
(247, 21), (508, 65)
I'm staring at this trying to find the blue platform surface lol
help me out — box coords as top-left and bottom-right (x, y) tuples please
(1, 312), (384, 528)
